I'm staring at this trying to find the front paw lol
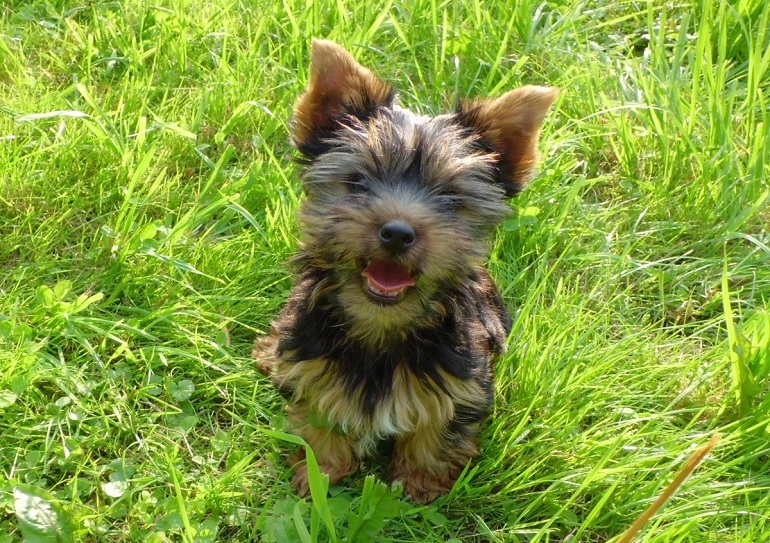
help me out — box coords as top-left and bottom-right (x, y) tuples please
(290, 454), (360, 497)
(253, 334), (278, 376)
(402, 479), (448, 504)
(389, 467), (455, 504)
(292, 464), (311, 497)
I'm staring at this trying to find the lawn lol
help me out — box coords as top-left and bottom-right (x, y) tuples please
(1, 0), (769, 541)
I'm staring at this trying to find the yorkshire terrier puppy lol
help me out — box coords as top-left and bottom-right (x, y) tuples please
(254, 39), (556, 503)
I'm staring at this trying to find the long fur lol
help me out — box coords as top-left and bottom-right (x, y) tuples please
(254, 39), (556, 503)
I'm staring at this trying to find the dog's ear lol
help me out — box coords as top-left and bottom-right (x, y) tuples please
(457, 86), (557, 197)
(292, 39), (396, 157)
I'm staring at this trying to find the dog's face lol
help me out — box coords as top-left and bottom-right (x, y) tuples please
(290, 40), (556, 338)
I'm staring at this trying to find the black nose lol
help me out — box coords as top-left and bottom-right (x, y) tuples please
(378, 220), (416, 252)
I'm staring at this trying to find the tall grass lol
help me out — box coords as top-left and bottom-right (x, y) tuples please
(1, 0), (768, 541)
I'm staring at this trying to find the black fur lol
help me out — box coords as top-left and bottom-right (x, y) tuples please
(275, 268), (511, 417)
(253, 39), (554, 503)
(295, 86), (397, 159)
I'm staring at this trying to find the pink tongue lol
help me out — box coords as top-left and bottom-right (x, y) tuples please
(362, 260), (415, 293)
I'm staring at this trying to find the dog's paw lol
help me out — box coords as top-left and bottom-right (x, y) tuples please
(253, 335), (278, 376)
(291, 464), (311, 497)
(402, 481), (446, 504)
(291, 462), (359, 497)
(390, 469), (454, 504)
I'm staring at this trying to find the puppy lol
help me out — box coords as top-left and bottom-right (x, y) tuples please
(255, 39), (556, 503)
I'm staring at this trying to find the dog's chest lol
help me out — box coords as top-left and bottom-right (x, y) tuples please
(355, 368), (455, 439)
(287, 359), (469, 445)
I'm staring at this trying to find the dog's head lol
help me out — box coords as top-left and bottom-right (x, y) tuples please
(290, 40), (556, 336)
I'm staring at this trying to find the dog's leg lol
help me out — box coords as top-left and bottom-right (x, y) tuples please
(253, 333), (279, 376)
(288, 405), (360, 496)
(388, 422), (480, 504)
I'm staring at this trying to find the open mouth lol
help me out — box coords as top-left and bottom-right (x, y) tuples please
(361, 259), (416, 304)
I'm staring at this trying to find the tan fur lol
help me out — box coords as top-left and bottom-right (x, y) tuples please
(287, 408), (360, 496)
(259, 272), (507, 502)
(389, 427), (479, 503)
(460, 86), (558, 189)
(260, 334), (494, 502)
(253, 333), (279, 375)
(256, 39), (556, 503)
(269, 354), (488, 454)
(293, 39), (393, 146)
(298, 176), (496, 347)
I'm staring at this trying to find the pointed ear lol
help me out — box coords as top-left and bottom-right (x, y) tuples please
(292, 39), (396, 156)
(457, 85), (558, 196)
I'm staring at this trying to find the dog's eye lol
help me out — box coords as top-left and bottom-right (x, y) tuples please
(436, 194), (462, 210)
(345, 175), (369, 194)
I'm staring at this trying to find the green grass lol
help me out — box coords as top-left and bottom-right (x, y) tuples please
(1, 0), (769, 541)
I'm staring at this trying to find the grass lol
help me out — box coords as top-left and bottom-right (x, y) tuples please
(1, 0), (769, 541)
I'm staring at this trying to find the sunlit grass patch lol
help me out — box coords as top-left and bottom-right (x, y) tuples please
(1, 0), (768, 541)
